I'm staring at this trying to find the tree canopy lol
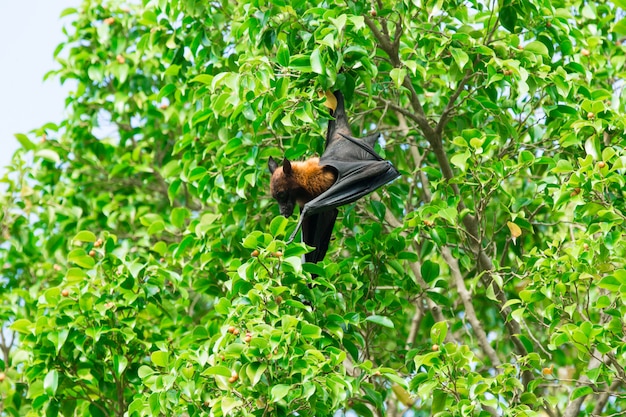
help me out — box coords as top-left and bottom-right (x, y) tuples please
(1, 0), (626, 416)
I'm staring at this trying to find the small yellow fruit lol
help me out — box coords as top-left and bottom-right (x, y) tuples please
(251, 250), (259, 257)
(89, 250), (96, 257)
(581, 48), (590, 56)
(228, 372), (239, 383)
(431, 344), (440, 351)
(227, 326), (236, 334)
(61, 289), (70, 297)
(598, 161), (606, 169)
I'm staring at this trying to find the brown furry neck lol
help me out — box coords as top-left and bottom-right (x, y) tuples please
(270, 157), (337, 206)
(290, 158), (336, 200)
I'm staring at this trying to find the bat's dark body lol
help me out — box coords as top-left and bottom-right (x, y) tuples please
(293, 91), (400, 263)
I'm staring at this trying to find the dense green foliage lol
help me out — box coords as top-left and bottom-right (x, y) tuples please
(2, 0), (626, 416)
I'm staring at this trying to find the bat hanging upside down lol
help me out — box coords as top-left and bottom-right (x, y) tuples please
(268, 91), (400, 263)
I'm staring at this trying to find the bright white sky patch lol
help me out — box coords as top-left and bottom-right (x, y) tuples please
(0, 0), (79, 175)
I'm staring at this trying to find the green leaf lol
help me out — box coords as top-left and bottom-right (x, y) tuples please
(150, 351), (169, 367)
(450, 152), (469, 172)
(36, 149), (60, 163)
(390, 67), (406, 89)
(114, 355), (128, 376)
(277, 43), (290, 67)
(202, 365), (232, 377)
(598, 276), (620, 292)
(73, 230), (96, 243)
(499, 6), (517, 32)
(44, 370), (59, 396)
(370, 200), (386, 220)
(164, 64), (180, 76)
(366, 315), (394, 328)
(269, 216), (289, 237)
(15, 133), (35, 150)
(140, 10), (157, 25)
(421, 260), (440, 282)
(430, 321), (448, 345)
(612, 17), (626, 36)
(66, 267), (87, 283)
(246, 362), (267, 387)
(60, 7), (77, 17)
(222, 397), (242, 415)
(190, 74), (213, 84)
(301, 323), (322, 339)
(525, 41), (550, 57)
(432, 389), (447, 413)
(48, 329), (69, 354)
(158, 84), (177, 99)
(310, 48), (324, 74)
(571, 386), (593, 400)
(9, 318), (33, 334)
(138, 365), (155, 379)
(170, 207), (189, 229)
(67, 250), (95, 269)
(271, 384), (291, 402)
(450, 48), (469, 70)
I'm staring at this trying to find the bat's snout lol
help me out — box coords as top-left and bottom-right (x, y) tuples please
(279, 204), (295, 218)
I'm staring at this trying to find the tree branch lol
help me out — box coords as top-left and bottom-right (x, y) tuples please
(365, 9), (531, 382)
(592, 379), (622, 416)
(441, 246), (502, 368)
(563, 350), (602, 417)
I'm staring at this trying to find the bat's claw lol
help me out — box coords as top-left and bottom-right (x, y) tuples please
(286, 230), (297, 244)
(285, 212), (305, 244)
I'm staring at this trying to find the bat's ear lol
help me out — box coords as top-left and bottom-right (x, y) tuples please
(282, 158), (293, 176)
(268, 156), (279, 174)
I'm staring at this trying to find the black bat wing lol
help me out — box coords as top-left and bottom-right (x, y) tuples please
(308, 142), (400, 213)
(302, 209), (338, 263)
(289, 91), (400, 244)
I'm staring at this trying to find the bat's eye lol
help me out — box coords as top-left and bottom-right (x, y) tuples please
(275, 191), (288, 202)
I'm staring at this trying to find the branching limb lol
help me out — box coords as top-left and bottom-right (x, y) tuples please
(364, 9), (537, 389)
(441, 246), (502, 368)
(592, 379), (622, 416)
(563, 351), (602, 417)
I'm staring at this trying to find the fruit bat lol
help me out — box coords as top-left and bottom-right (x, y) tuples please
(268, 91), (400, 263)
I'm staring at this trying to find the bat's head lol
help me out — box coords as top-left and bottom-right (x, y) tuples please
(268, 156), (296, 217)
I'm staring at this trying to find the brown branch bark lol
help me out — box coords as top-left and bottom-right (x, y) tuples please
(441, 246), (502, 368)
(592, 379), (622, 416)
(372, 192), (452, 338)
(365, 11), (532, 381)
(563, 351), (602, 417)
